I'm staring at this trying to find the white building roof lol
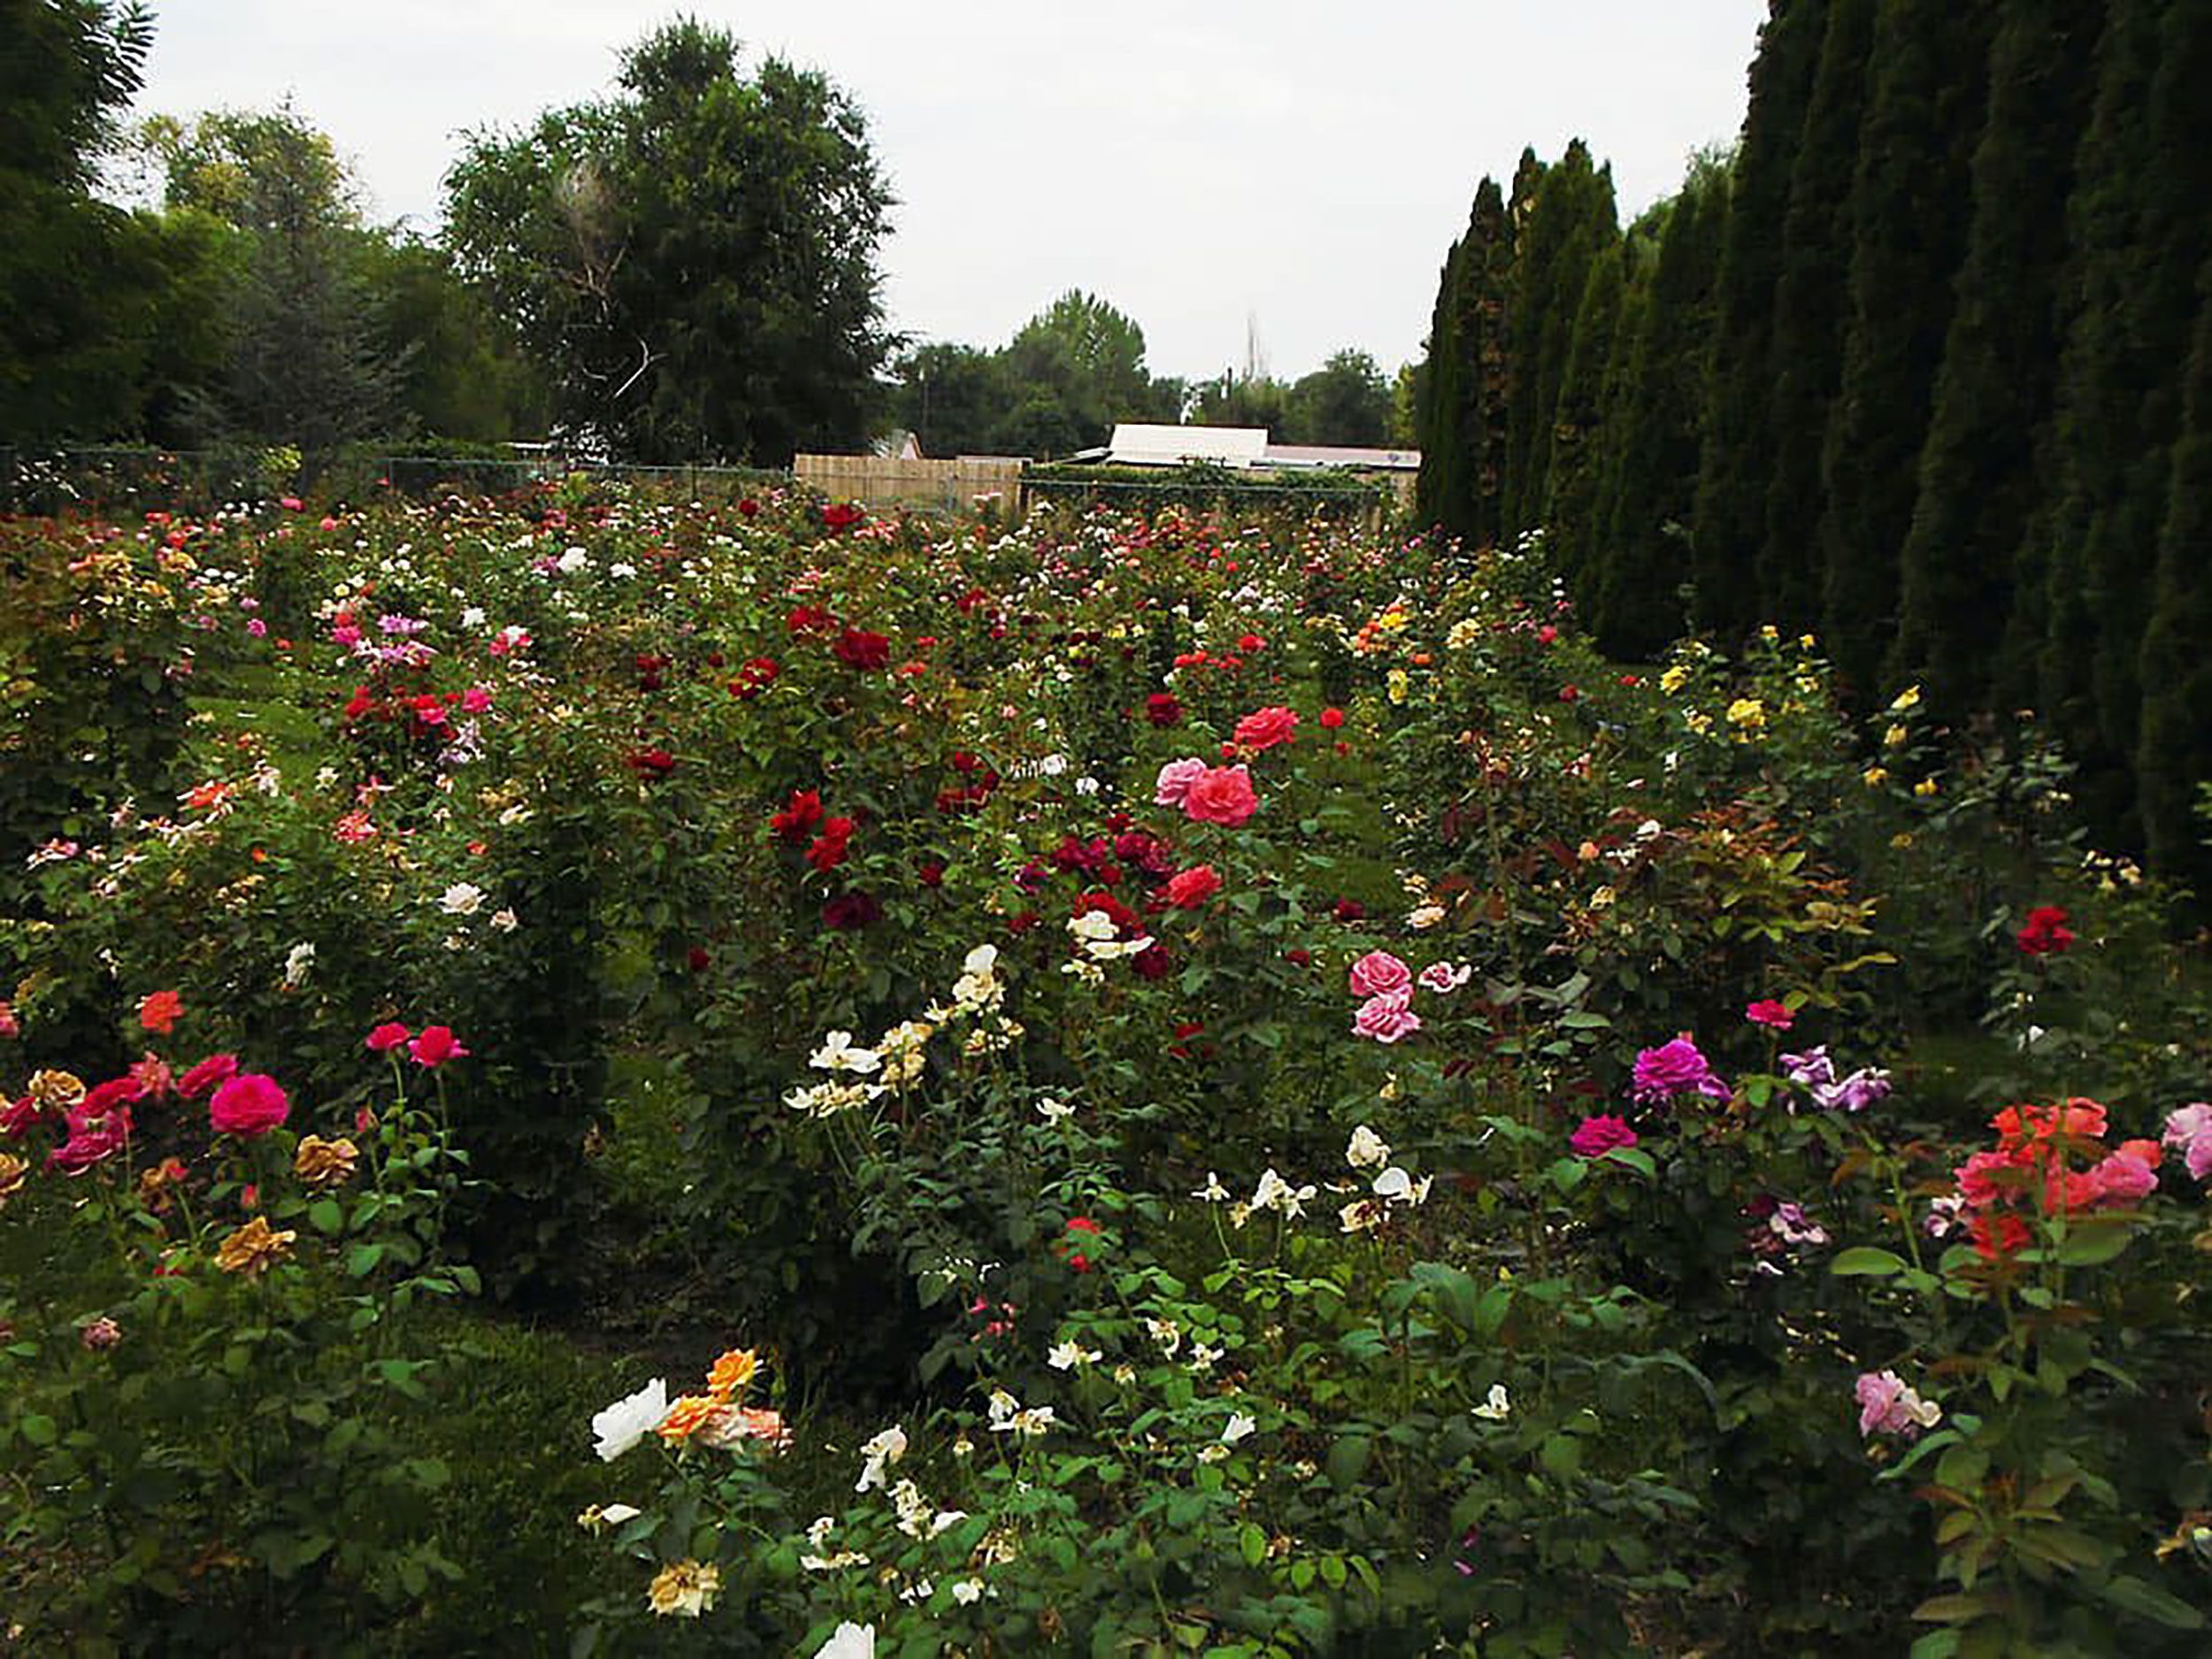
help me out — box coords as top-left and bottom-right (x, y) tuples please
(1106, 424), (1270, 468)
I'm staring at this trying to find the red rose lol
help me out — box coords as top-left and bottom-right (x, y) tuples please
(771, 789), (825, 843)
(365, 1023), (411, 1053)
(1318, 707), (1345, 730)
(821, 503), (864, 530)
(1164, 864), (1222, 909)
(209, 1072), (290, 1136)
(138, 989), (183, 1035)
(409, 1025), (470, 1068)
(1145, 693), (1182, 727)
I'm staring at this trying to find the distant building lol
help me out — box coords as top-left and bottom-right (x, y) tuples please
(1071, 424), (1419, 474)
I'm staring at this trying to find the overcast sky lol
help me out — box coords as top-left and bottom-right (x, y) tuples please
(127, 1), (1766, 384)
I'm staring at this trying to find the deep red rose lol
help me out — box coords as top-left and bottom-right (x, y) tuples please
(821, 503), (864, 531)
(772, 789), (825, 843)
(1145, 693), (1182, 727)
(821, 892), (882, 931)
(833, 628), (892, 671)
(626, 747), (678, 778)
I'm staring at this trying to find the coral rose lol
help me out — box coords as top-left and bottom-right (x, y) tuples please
(1180, 764), (1258, 828)
(1232, 705), (1299, 751)
(1164, 865), (1222, 909)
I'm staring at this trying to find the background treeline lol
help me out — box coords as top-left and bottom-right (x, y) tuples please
(3, 3), (1406, 470)
(1415, 0), (2212, 886)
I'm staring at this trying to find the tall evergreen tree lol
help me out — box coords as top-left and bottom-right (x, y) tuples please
(1415, 178), (1511, 547)
(1758, 0), (1878, 634)
(2037, 0), (2212, 843)
(1501, 141), (1617, 537)
(1890, 0), (2107, 715)
(1592, 170), (1729, 659)
(1815, 0), (1995, 701)
(1542, 238), (1628, 591)
(2135, 259), (2212, 889)
(1692, 0), (1826, 644)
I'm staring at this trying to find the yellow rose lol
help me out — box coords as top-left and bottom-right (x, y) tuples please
(1890, 685), (1922, 712)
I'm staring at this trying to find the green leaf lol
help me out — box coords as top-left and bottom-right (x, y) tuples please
(2055, 1223), (2135, 1267)
(1910, 1593), (1993, 1624)
(1831, 1246), (1910, 1278)
(307, 1198), (344, 1234)
(1600, 1146), (1656, 1177)
(19, 1414), (57, 1447)
(1240, 1522), (1267, 1567)
(2101, 1575), (2206, 1630)
(1325, 1436), (1371, 1490)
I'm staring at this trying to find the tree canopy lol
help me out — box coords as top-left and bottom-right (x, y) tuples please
(444, 18), (894, 464)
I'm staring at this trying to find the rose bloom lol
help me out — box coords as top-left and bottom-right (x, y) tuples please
(1745, 999), (1794, 1031)
(1348, 950), (1411, 1000)
(1631, 1036), (1729, 1104)
(706, 1348), (760, 1401)
(215, 1215), (296, 1277)
(177, 1053), (239, 1098)
(0, 1151), (27, 1203)
(1570, 1115), (1639, 1158)
(1145, 692), (1182, 726)
(138, 989), (183, 1035)
(1352, 988), (1422, 1044)
(1319, 707), (1345, 730)
(657, 1394), (728, 1445)
(409, 1025), (469, 1068)
(365, 1022), (411, 1053)
(209, 1073), (290, 1137)
(1164, 865), (1222, 909)
(1181, 764), (1259, 828)
(294, 1134), (360, 1188)
(833, 627), (892, 671)
(647, 1560), (721, 1619)
(1153, 757), (1210, 807)
(1232, 705), (1299, 751)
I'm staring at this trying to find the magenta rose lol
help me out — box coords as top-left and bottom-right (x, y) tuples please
(1348, 950), (1411, 1000)
(1570, 1115), (1639, 1159)
(209, 1072), (290, 1137)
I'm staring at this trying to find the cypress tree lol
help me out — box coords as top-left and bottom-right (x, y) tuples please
(2038, 0), (2212, 845)
(1502, 141), (1618, 537)
(1890, 0), (2106, 716)
(1542, 237), (1628, 590)
(1815, 0), (1995, 702)
(2136, 258), (2212, 888)
(1758, 0), (1878, 635)
(1692, 0), (1827, 645)
(1593, 169), (1729, 660)
(1415, 178), (1512, 548)
(1414, 234), (1469, 530)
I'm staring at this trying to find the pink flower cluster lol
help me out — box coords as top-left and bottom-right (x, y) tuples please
(1855, 1370), (1939, 1439)
(2163, 1103), (2212, 1180)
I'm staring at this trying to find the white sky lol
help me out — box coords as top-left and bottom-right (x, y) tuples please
(127, 1), (1764, 384)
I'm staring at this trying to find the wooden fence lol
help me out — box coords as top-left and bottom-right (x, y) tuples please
(793, 454), (1024, 513)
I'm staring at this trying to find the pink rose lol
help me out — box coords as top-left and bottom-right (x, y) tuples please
(209, 1073), (290, 1137)
(1231, 705), (1299, 751)
(1153, 758), (1210, 808)
(1180, 764), (1259, 828)
(365, 1022), (411, 1053)
(2162, 1103), (2212, 1181)
(1348, 950), (1411, 1000)
(1745, 999), (1794, 1030)
(2086, 1149), (2158, 1207)
(1352, 989), (1422, 1044)
(409, 1025), (470, 1068)
(1164, 865), (1222, 909)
